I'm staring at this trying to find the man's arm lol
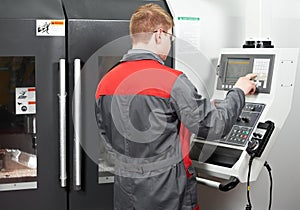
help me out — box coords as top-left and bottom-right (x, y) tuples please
(170, 74), (255, 140)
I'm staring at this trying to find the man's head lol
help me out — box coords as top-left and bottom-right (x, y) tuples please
(130, 3), (174, 60)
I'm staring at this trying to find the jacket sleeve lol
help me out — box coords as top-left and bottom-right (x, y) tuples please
(170, 74), (245, 140)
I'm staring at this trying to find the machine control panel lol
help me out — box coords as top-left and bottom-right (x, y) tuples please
(217, 54), (275, 93)
(190, 48), (299, 185)
(215, 101), (265, 146)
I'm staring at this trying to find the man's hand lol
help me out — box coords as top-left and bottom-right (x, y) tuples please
(234, 73), (257, 95)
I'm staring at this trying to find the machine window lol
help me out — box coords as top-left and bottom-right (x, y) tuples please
(0, 56), (37, 191)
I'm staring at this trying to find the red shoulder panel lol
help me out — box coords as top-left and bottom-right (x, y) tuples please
(95, 60), (182, 99)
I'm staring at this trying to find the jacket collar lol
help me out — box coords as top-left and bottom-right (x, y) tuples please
(120, 49), (164, 65)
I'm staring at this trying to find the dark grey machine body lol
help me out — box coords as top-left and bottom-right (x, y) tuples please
(0, 0), (171, 209)
(63, 1), (171, 209)
(0, 0), (66, 209)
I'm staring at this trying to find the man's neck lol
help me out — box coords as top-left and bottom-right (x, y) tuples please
(132, 43), (156, 53)
(132, 43), (166, 61)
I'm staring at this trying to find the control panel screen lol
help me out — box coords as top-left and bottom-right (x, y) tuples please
(225, 58), (252, 84)
(217, 54), (275, 93)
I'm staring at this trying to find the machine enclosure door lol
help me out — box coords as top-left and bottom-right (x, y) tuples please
(0, 0), (67, 209)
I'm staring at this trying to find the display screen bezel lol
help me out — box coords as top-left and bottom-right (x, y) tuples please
(217, 54), (275, 94)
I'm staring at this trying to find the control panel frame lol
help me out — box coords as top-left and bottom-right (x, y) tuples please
(191, 48), (299, 183)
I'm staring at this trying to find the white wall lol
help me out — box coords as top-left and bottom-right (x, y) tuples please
(168, 0), (300, 209)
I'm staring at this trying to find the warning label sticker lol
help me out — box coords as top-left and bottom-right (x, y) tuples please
(36, 19), (65, 36)
(15, 87), (36, 115)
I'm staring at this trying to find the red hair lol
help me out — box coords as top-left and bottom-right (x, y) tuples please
(130, 3), (174, 44)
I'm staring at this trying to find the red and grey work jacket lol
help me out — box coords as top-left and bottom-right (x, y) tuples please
(95, 50), (245, 210)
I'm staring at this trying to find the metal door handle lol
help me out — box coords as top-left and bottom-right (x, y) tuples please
(196, 176), (239, 192)
(58, 59), (67, 187)
(73, 58), (82, 190)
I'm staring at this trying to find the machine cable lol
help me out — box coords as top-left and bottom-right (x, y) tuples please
(264, 161), (273, 210)
(245, 155), (273, 210)
(245, 154), (255, 210)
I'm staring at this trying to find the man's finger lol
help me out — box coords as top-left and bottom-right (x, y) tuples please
(245, 73), (257, 80)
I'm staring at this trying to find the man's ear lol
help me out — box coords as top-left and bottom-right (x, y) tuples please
(154, 31), (162, 44)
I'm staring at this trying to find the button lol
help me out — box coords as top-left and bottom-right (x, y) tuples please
(253, 133), (263, 138)
(255, 81), (262, 87)
(241, 117), (250, 123)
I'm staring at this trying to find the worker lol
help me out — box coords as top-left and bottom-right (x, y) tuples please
(95, 3), (256, 210)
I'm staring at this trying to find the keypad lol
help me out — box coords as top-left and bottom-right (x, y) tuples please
(225, 126), (251, 146)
